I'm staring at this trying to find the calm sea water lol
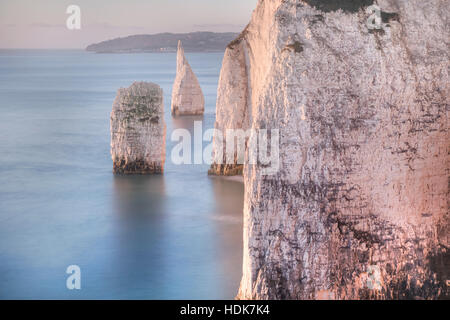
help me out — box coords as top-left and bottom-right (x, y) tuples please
(0, 50), (244, 299)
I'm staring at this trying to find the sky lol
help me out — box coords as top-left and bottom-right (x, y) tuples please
(0, 0), (257, 49)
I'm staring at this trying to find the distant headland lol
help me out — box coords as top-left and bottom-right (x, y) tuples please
(86, 31), (239, 53)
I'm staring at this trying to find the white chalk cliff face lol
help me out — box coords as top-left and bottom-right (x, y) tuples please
(171, 41), (205, 116)
(209, 35), (250, 176)
(111, 82), (166, 174)
(217, 0), (449, 299)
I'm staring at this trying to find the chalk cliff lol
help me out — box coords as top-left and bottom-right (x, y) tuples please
(111, 82), (166, 174)
(220, 0), (449, 299)
(209, 33), (250, 176)
(171, 41), (205, 116)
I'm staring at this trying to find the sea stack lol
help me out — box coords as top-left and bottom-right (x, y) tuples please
(171, 40), (205, 116)
(111, 82), (166, 174)
(208, 35), (250, 176)
(219, 0), (449, 299)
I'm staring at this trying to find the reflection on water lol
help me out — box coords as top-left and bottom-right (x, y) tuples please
(171, 115), (205, 130)
(112, 175), (169, 298)
(0, 50), (244, 299)
(109, 174), (244, 299)
(113, 175), (167, 220)
(210, 177), (245, 296)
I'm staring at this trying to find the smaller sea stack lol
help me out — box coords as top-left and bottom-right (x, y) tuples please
(171, 40), (205, 116)
(111, 82), (166, 174)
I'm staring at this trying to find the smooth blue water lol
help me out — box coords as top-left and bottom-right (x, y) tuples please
(0, 50), (244, 299)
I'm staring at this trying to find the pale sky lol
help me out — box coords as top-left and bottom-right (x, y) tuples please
(0, 0), (257, 49)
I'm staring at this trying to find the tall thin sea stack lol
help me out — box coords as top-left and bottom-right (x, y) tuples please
(111, 82), (166, 174)
(171, 40), (205, 116)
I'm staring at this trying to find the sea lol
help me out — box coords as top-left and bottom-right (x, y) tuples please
(0, 49), (244, 299)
